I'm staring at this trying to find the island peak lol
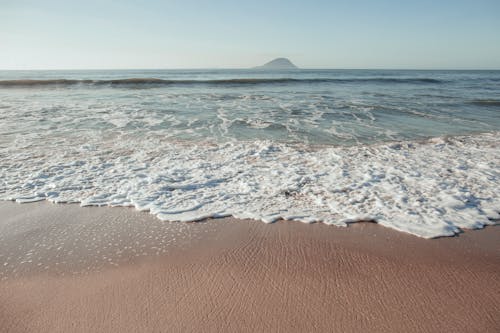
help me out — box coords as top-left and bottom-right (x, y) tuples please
(254, 58), (298, 69)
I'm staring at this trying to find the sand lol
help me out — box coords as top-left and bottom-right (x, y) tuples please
(0, 201), (499, 332)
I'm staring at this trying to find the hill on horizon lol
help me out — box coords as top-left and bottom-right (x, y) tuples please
(254, 58), (298, 69)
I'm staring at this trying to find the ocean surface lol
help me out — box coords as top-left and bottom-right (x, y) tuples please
(0, 69), (499, 238)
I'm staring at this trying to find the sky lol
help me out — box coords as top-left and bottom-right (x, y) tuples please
(1, 0), (500, 70)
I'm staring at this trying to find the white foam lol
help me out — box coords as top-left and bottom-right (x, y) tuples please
(1, 131), (498, 238)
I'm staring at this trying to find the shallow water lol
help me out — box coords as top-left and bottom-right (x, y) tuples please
(0, 69), (499, 237)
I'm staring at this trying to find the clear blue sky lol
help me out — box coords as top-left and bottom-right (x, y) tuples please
(1, 0), (500, 69)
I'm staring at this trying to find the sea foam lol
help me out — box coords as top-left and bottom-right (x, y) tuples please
(1, 132), (498, 238)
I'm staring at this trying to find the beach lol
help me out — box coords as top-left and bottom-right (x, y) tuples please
(1, 69), (499, 332)
(1, 201), (498, 332)
(2, 1), (500, 331)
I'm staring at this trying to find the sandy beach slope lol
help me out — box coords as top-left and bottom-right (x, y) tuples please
(0, 202), (498, 332)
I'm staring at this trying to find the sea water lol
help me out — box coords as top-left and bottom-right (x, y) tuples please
(0, 69), (499, 238)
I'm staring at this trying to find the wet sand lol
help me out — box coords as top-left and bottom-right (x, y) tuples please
(0, 201), (499, 332)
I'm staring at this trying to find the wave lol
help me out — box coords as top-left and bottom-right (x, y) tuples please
(1, 132), (498, 239)
(0, 77), (445, 87)
(470, 99), (500, 107)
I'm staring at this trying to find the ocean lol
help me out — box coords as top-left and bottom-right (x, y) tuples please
(0, 69), (499, 238)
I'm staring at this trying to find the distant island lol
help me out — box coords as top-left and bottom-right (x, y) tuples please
(254, 58), (298, 69)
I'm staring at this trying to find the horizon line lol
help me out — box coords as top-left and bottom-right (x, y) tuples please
(1, 67), (500, 71)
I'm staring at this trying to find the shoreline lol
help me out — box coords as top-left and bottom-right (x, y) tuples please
(2, 131), (498, 239)
(1, 201), (499, 332)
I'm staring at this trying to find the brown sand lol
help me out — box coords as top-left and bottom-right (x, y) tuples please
(0, 202), (499, 332)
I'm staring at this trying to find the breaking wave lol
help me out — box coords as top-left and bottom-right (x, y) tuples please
(1, 132), (498, 239)
(470, 99), (500, 107)
(0, 77), (445, 88)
